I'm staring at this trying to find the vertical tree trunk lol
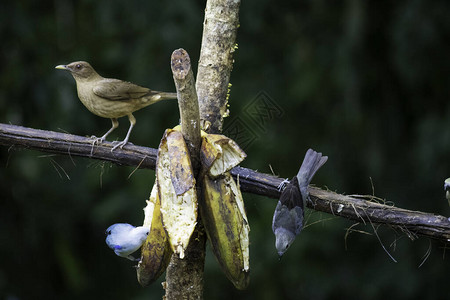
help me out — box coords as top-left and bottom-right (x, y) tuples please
(196, 0), (241, 134)
(164, 0), (241, 298)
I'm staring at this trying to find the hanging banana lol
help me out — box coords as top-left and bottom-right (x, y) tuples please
(136, 181), (172, 286)
(142, 125), (250, 290)
(199, 133), (250, 290)
(201, 172), (250, 290)
(157, 128), (197, 259)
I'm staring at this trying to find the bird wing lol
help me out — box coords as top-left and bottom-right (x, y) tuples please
(93, 78), (150, 101)
(272, 200), (304, 235)
(279, 176), (303, 210)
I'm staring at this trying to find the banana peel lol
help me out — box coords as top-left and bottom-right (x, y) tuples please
(201, 172), (250, 290)
(137, 181), (172, 286)
(151, 125), (250, 289)
(157, 129), (197, 259)
(200, 133), (246, 178)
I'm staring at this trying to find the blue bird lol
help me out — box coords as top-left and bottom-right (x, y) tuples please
(105, 223), (149, 261)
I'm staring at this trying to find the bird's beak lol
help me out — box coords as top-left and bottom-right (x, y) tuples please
(278, 252), (284, 260)
(55, 64), (68, 70)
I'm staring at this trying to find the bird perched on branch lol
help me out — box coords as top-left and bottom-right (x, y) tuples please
(55, 61), (177, 150)
(105, 223), (149, 261)
(272, 148), (327, 257)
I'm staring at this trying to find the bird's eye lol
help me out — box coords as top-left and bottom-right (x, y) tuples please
(106, 230), (112, 235)
(76, 64), (82, 69)
(285, 244), (289, 250)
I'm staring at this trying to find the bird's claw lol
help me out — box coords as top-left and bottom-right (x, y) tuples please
(89, 136), (106, 156)
(277, 178), (290, 192)
(111, 140), (129, 151)
(90, 135), (105, 146)
(124, 254), (140, 261)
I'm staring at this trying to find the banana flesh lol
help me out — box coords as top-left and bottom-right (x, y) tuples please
(157, 129), (197, 259)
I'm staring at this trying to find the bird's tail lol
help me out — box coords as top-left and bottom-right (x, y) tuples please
(149, 91), (178, 100)
(296, 148), (328, 190)
(155, 91), (178, 100)
(144, 91), (178, 106)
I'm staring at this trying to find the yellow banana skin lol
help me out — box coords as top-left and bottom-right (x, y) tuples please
(201, 173), (250, 290)
(137, 182), (172, 287)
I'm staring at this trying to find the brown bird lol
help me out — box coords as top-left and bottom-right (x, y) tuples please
(55, 61), (177, 150)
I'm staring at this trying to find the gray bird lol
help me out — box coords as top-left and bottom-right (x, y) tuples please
(444, 178), (450, 207)
(272, 148), (328, 257)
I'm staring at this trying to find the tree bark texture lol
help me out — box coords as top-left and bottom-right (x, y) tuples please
(196, 0), (241, 134)
(171, 48), (201, 167)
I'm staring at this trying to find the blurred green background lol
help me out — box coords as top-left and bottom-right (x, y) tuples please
(1, 0), (449, 299)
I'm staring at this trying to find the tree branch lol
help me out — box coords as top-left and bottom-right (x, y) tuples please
(1, 123), (449, 242)
(0, 123), (157, 168)
(171, 48), (201, 165)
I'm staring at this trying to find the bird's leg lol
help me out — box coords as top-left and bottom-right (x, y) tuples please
(277, 178), (290, 192)
(125, 254), (140, 261)
(92, 118), (119, 145)
(112, 114), (135, 151)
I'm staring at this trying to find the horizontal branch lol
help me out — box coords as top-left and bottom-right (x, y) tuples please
(1, 123), (449, 242)
(0, 123), (158, 169)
